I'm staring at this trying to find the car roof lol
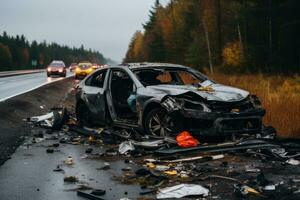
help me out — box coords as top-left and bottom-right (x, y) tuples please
(78, 62), (92, 65)
(116, 62), (189, 70)
(51, 60), (64, 63)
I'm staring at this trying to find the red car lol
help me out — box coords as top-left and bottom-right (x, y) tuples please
(47, 60), (66, 77)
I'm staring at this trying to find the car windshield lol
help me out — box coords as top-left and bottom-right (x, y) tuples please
(79, 64), (91, 69)
(50, 63), (64, 67)
(134, 67), (208, 86)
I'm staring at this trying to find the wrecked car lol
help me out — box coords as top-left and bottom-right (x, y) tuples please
(75, 63), (265, 137)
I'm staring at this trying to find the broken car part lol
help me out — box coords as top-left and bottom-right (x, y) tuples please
(155, 139), (278, 155)
(77, 191), (104, 200)
(156, 184), (209, 199)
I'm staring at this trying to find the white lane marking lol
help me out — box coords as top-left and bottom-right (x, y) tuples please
(0, 74), (74, 102)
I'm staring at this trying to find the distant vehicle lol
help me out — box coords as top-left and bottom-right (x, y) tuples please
(92, 63), (100, 70)
(47, 60), (66, 77)
(75, 62), (94, 79)
(75, 63), (265, 137)
(69, 63), (78, 72)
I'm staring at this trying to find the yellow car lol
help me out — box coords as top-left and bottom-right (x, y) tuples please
(75, 62), (95, 79)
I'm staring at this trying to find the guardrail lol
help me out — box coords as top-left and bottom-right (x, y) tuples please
(0, 69), (45, 78)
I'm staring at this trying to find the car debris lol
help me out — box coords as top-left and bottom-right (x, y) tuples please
(234, 184), (261, 197)
(155, 139), (279, 155)
(64, 156), (74, 165)
(24, 98), (300, 200)
(119, 141), (135, 155)
(77, 190), (104, 200)
(156, 184), (209, 199)
(97, 162), (110, 170)
(27, 107), (69, 130)
(146, 154), (224, 164)
(91, 189), (106, 196)
(64, 176), (78, 183)
(176, 131), (199, 148)
(285, 158), (300, 165)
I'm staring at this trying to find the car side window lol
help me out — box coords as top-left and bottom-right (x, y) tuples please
(86, 69), (107, 88)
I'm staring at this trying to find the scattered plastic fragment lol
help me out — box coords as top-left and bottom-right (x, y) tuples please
(286, 158), (300, 165)
(85, 148), (93, 154)
(164, 170), (177, 176)
(119, 141), (135, 154)
(97, 162), (110, 170)
(77, 190), (104, 200)
(91, 189), (106, 196)
(234, 184), (260, 196)
(64, 156), (74, 165)
(263, 185), (276, 191)
(46, 148), (54, 153)
(157, 184), (209, 199)
(64, 176), (78, 183)
(176, 131), (199, 148)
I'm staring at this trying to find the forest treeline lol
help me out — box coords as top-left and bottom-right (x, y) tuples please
(0, 32), (106, 71)
(124, 0), (300, 73)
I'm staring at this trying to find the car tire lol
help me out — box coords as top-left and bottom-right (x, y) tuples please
(76, 103), (93, 128)
(144, 107), (182, 137)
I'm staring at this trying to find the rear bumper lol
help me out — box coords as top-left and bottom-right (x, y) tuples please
(75, 72), (90, 78)
(182, 108), (265, 136)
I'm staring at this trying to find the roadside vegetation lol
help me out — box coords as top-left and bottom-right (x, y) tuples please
(124, 0), (300, 74)
(0, 32), (106, 71)
(209, 73), (300, 138)
(124, 0), (300, 138)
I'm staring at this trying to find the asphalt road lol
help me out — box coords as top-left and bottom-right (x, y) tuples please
(0, 71), (74, 102)
(0, 132), (141, 200)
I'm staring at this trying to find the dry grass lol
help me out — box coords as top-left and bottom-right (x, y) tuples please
(207, 73), (300, 138)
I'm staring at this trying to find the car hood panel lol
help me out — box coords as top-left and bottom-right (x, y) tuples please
(147, 83), (249, 102)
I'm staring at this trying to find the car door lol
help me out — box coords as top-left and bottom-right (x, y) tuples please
(83, 69), (108, 125)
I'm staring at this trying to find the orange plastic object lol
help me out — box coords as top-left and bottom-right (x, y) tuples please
(176, 131), (199, 148)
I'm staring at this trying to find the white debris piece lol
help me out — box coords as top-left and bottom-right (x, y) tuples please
(132, 140), (165, 148)
(263, 185), (276, 191)
(119, 141), (135, 155)
(157, 184), (209, 199)
(286, 158), (300, 165)
(30, 112), (54, 123)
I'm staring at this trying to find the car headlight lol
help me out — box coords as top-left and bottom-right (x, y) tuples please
(47, 68), (51, 72)
(162, 96), (211, 113)
(75, 67), (81, 72)
(59, 69), (63, 72)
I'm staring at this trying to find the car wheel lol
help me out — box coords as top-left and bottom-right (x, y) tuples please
(144, 107), (182, 137)
(76, 103), (92, 127)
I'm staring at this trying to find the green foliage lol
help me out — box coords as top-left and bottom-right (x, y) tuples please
(0, 32), (106, 71)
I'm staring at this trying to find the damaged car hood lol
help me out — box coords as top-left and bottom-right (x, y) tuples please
(147, 82), (249, 102)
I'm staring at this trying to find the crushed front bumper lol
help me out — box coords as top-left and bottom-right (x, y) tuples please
(182, 108), (265, 136)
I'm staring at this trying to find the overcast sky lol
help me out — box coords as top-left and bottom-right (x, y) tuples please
(0, 0), (169, 62)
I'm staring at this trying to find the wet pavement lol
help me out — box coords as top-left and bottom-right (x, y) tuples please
(0, 71), (73, 102)
(0, 132), (142, 200)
